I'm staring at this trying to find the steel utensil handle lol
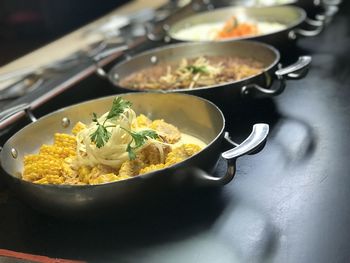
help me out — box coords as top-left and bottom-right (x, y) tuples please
(241, 56), (312, 97)
(316, 4), (339, 23)
(188, 123), (269, 187)
(289, 16), (326, 39)
(322, 0), (342, 5)
(0, 103), (38, 131)
(289, 4), (338, 39)
(275, 56), (312, 80)
(0, 103), (31, 123)
(221, 124), (269, 160)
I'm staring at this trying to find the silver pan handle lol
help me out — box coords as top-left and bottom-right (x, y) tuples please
(0, 103), (38, 130)
(0, 103), (30, 123)
(322, 0), (342, 5)
(315, 4), (339, 23)
(275, 56), (312, 80)
(289, 16), (326, 39)
(241, 56), (312, 97)
(289, 25), (324, 39)
(289, 4), (338, 39)
(187, 124), (269, 187)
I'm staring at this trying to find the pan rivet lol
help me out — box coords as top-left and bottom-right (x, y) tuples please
(207, 4), (214, 10)
(11, 148), (18, 159)
(163, 24), (170, 31)
(150, 56), (158, 64)
(114, 73), (119, 81)
(164, 36), (171, 43)
(288, 31), (296, 40)
(61, 117), (70, 128)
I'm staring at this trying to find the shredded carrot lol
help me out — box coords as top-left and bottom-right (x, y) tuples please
(216, 16), (258, 40)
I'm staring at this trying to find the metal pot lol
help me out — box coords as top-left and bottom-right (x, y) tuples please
(208, 0), (341, 23)
(0, 93), (269, 218)
(165, 5), (326, 47)
(206, 0), (339, 12)
(106, 41), (311, 105)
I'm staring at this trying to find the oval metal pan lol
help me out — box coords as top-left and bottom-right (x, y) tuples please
(167, 6), (312, 47)
(108, 41), (311, 107)
(0, 92), (269, 218)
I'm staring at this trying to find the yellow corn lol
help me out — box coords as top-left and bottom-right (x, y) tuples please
(22, 117), (203, 185)
(71, 122), (86, 135)
(132, 114), (152, 129)
(89, 173), (120, 185)
(54, 133), (76, 151)
(23, 133), (77, 184)
(150, 119), (181, 144)
(78, 165), (92, 184)
(23, 154), (63, 182)
(165, 144), (201, 166)
(139, 163), (167, 174)
(39, 145), (75, 159)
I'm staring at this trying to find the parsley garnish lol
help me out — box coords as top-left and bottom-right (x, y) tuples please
(106, 97), (132, 120)
(90, 97), (131, 148)
(90, 123), (111, 148)
(186, 65), (208, 74)
(124, 129), (159, 160)
(89, 97), (158, 159)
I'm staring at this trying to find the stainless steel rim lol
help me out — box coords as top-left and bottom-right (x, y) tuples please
(109, 40), (281, 93)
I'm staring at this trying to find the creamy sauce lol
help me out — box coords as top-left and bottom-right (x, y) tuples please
(253, 0), (293, 5)
(174, 21), (286, 41)
(173, 133), (208, 149)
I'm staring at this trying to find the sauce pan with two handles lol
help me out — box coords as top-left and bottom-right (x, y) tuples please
(0, 93), (268, 218)
(105, 41), (311, 105)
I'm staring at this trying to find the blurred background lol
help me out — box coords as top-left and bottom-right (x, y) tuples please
(0, 0), (130, 66)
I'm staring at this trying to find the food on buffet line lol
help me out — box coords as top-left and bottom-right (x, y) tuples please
(252, 0), (293, 5)
(22, 97), (206, 185)
(173, 16), (286, 41)
(119, 56), (264, 90)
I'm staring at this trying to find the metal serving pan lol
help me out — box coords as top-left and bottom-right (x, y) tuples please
(207, 0), (340, 23)
(106, 41), (311, 104)
(166, 5), (326, 47)
(0, 93), (269, 218)
(209, 0), (339, 11)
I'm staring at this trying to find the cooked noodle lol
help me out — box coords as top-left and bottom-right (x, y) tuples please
(119, 56), (264, 90)
(22, 100), (205, 185)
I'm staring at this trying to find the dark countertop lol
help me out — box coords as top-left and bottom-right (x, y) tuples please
(0, 2), (350, 263)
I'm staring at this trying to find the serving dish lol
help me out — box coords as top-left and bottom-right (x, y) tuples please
(166, 6), (325, 47)
(106, 41), (311, 104)
(0, 93), (269, 217)
(210, 0), (337, 11)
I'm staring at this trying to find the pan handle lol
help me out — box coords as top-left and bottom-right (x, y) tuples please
(288, 14), (327, 39)
(289, 4), (338, 39)
(275, 56), (312, 80)
(315, 4), (339, 23)
(0, 103), (34, 123)
(241, 56), (311, 97)
(0, 103), (37, 130)
(186, 124), (269, 187)
(322, 0), (342, 5)
(289, 25), (323, 39)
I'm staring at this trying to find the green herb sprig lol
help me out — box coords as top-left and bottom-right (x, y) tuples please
(89, 97), (158, 159)
(123, 129), (158, 160)
(186, 65), (208, 74)
(90, 112), (111, 148)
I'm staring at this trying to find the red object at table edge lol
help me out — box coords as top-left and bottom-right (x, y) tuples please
(0, 249), (86, 263)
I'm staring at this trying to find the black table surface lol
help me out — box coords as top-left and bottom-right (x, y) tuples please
(1, 3), (350, 263)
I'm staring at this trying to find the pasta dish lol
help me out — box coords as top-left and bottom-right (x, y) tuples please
(119, 55), (264, 90)
(22, 97), (205, 185)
